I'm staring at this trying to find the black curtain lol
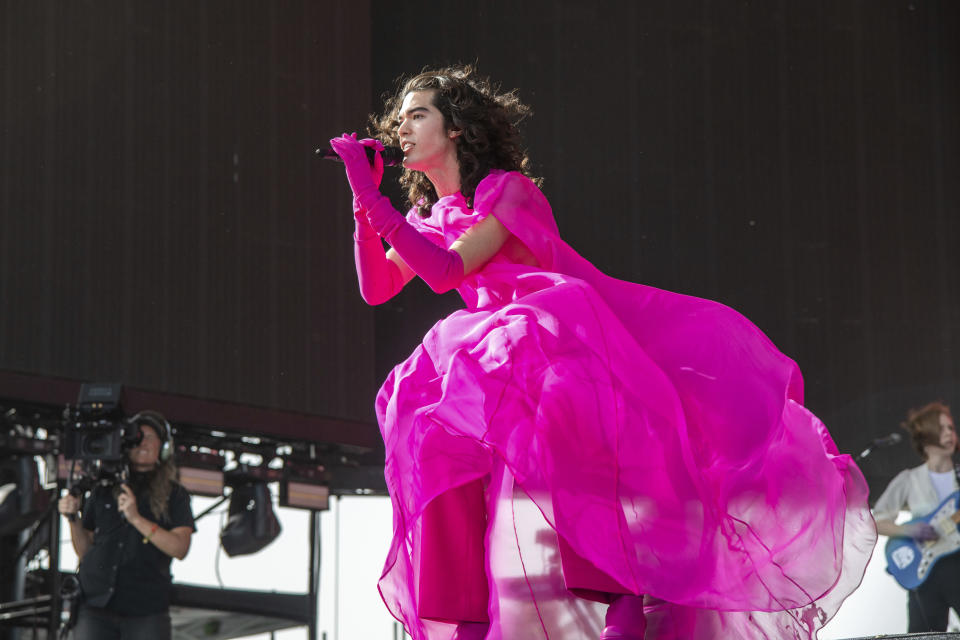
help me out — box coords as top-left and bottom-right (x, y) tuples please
(369, 0), (960, 496)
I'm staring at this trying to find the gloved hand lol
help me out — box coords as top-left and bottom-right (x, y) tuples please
(351, 137), (385, 219)
(329, 134), (383, 213)
(359, 137), (385, 188)
(902, 522), (939, 541)
(331, 134), (385, 241)
(332, 133), (465, 294)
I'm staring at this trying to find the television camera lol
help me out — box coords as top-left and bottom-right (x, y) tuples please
(61, 383), (146, 495)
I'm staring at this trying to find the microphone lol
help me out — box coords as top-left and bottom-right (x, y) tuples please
(315, 145), (404, 167)
(872, 432), (903, 447)
(858, 431), (903, 459)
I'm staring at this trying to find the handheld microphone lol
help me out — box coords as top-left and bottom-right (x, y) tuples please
(316, 145), (404, 167)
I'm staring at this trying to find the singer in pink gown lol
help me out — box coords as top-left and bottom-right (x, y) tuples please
(330, 66), (876, 640)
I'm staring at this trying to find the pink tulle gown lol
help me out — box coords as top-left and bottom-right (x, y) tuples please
(373, 171), (876, 640)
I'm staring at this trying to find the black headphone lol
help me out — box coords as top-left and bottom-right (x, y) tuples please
(129, 410), (173, 461)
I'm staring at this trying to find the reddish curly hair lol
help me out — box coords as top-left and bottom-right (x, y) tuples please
(902, 401), (953, 459)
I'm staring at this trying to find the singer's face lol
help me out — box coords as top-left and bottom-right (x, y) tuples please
(396, 91), (458, 173)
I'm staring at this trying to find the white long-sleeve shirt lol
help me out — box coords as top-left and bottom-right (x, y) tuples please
(872, 463), (958, 522)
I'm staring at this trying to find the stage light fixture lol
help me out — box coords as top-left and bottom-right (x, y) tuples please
(219, 467), (282, 557)
(177, 448), (226, 497)
(279, 462), (329, 511)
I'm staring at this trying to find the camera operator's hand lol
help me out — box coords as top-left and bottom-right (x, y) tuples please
(58, 493), (81, 518)
(59, 491), (93, 558)
(117, 484), (141, 523)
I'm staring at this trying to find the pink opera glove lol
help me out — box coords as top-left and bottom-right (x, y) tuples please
(365, 197), (465, 294)
(330, 134), (464, 293)
(329, 134), (384, 213)
(354, 232), (405, 305)
(351, 137), (385, 220)
(330, 134), (402, 304)
(331, 133), (465, 292)
(353, 201), (406, 304)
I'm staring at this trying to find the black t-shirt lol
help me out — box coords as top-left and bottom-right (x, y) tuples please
(78, 472), (195, 616)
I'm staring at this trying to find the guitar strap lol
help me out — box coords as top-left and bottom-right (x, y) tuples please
(954, 454), (960, 500)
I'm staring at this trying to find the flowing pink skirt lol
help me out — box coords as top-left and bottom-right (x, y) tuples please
(375, 263), (875, 640)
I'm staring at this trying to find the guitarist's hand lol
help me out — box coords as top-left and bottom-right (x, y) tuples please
(902, 522), (939, 541)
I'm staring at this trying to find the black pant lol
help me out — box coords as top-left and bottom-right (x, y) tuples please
(72, 606), (171, 640)
(908, 551), (960, 632)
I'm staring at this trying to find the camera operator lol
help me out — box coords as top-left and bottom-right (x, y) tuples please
(57, 411), (195, 640)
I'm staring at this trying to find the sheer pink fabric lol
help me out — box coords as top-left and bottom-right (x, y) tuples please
(374, 171), (876, 639)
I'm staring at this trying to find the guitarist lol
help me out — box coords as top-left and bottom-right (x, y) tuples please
(873, 401), (960, 632)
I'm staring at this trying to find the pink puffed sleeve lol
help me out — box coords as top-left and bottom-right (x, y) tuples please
(472, 171), (561, 271)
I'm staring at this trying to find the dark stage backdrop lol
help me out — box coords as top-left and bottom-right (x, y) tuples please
(0, 1), (381, 447)
(369, 0), (960, 498)
(0, 1), (957, 495)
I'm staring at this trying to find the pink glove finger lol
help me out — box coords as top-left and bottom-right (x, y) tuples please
(329, 135), (368, 165)
(329, 136), (378, 202)
(357, 137), (384, 151)
(358, 138), (385, 187)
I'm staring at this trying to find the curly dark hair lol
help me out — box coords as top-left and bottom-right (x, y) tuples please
(369, 65), (540, 217)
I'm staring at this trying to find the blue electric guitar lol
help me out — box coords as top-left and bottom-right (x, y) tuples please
(885, 490), (960, 589)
